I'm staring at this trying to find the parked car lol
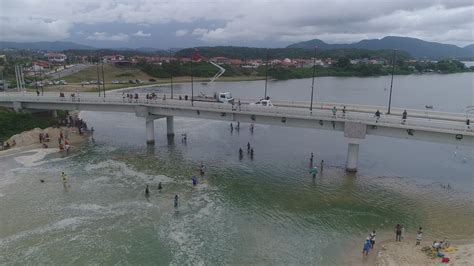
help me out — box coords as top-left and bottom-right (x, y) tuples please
(250, 99), (274, 107)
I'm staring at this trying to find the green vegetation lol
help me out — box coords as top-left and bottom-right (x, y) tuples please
(175, 47), (411, 61)
(0, 108), (60, 141)
(63, 64), (154, 83)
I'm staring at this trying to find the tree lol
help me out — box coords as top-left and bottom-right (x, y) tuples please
(336, 57), (351, 68)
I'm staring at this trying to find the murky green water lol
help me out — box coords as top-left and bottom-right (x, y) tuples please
(1, 74), (473, 264)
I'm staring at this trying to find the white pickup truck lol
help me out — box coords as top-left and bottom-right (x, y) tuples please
(195, 92), (235, 104)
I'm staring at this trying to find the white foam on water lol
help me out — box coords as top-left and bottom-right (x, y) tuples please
(0, 216), (90, 248)
(84, 159), (172, 185)
(13, 148), (59, 167)
(166, 190), (229, 265)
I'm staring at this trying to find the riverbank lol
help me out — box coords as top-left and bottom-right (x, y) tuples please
(0, 126), (90, 157)
(375, 238), (474, 265)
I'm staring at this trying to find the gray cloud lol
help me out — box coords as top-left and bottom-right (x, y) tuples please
(1, 0), (472, 46)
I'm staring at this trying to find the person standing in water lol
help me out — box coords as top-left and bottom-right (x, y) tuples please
(310, 152), (314, 164)
(363, 237), (371, 257)
(199, 163), (206, 176)
(192, 176), (198, 186)
(145, 185), (150, 195)
(369, 230), (376, 249)
(239, 148), (243, 158)
(158, 182), (163, 191)
(250, 148), (254, 159)
(320, 160), (324, 173)
(174, 195), (179, 208)
(230, 123), (234, 132)
(309, 166), (318, 178)
(247, 142), (251, 153)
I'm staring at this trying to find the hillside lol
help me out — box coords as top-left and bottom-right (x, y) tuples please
(287, 36), (472, 59)
(175, 46), (410, 61)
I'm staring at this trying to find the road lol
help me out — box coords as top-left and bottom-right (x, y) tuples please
(49, 64), (91, 79)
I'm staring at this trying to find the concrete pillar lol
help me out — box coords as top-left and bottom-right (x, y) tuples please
(146, 117), (155, 145)
(346, 142), (359, 172)
(166, 116), (174, 137)
(52, 110), (58, 118)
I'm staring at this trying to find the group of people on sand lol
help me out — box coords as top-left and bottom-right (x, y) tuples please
(362, 224), (425, 257)
(1, 139), (16, 150)
(309, 152), (324, 178)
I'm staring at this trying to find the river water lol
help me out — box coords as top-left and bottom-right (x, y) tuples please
(0, 73), (473, 264)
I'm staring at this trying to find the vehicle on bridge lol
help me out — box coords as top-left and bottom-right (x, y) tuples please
(250, 99), (274, 107)
(195, 92), (235, 104)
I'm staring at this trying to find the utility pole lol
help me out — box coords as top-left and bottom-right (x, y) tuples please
(310, 46), (317, 113)
(264, 49), (269, 99)
(96, 57), (101, 97)
(387, 49), (396, 114)
(191, 59), (194, 106)
(101, 57), (105, 97)
(169, 50), (173, 99)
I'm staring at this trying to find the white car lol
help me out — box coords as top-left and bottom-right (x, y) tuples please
(250, 99), (273, 107)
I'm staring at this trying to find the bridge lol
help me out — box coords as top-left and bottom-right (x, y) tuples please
(1, 92), (472, 172)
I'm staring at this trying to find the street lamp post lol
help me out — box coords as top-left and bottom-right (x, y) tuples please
(387, 49), (396, 114)
(264, 49), (269, 99)
(96, 59), (101, 97)
(101, 57), (105, 98)
(169, 50), (174, 99)
(310, 46), (317, 113)
(191, 56), (194, 106)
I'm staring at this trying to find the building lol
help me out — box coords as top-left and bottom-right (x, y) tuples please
(103, 55), (125, 63)
(32, 60), (50, 71)
(210, 57), (231, 65)
(45, 52), (67, 63)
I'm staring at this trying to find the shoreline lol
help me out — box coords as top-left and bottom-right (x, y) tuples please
(344, 230), (474, 265)
(0, 126), (91, 158)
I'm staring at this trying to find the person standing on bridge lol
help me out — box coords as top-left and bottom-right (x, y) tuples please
(238, 99), (241, 111)
(402, 110), (407, 124)
(342, 106), (347, 117)
(375, 110), (381, 123)
(466, 119), (470, 129)
(332, 106), (337, 118)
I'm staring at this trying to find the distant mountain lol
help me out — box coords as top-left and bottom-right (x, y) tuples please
(287, 36), (472, 59)
(463, 44), (474, 57)
(0, 41), (94, 51)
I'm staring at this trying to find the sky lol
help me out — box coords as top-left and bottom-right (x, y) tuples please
(1, 0), (473, 49)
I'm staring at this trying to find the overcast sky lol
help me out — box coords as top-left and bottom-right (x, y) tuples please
(1, 0), (473, 48)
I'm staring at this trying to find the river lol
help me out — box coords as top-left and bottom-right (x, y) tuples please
(0, 73), (473, 264)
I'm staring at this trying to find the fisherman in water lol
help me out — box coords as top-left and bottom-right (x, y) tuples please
(61, 172), (68, 183)
(199, 163), (206, 176)
(192, 175), (198, 186)
(145, 185), (150, 195)
(174, 194), (179, 208)
(158, 182), (163, 190)
(309, 166), (318, 178)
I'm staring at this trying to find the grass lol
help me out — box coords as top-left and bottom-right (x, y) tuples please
(0, 108), (58, 141)
(63, 64), (154, 84)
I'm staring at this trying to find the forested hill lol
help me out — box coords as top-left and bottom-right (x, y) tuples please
(175, 46), (410, 61)
(287, 36), (473, 59)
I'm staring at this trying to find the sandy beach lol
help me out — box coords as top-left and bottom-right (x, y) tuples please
(0, 126), (90, 157)
(375, 237), (474, 265)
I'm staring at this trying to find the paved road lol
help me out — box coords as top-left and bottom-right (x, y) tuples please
(49, 64), (91, 79)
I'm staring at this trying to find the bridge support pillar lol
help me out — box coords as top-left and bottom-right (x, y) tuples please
(166, 116), (174, 138)
(346, 140), (359, 172)
(52, 110), (58, 118)
(344, 122), (367, 172)
(146, 117), (155, 145)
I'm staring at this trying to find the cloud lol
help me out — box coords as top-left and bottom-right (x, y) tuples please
(0, 0), (473, 46)
(175, 29), (188, 37)
(86, 32), (129, 42)
(132, 30), (151, 37)
(192, 28), (209, 36)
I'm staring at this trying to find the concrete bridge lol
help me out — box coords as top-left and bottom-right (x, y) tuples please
(1, 92), (472, 172)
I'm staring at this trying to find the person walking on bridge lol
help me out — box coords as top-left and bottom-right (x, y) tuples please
(375, 110), (381, 123)
(402, 110), (407, 124)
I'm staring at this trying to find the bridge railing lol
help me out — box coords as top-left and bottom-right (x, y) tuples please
(1, 92), (471, 134)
